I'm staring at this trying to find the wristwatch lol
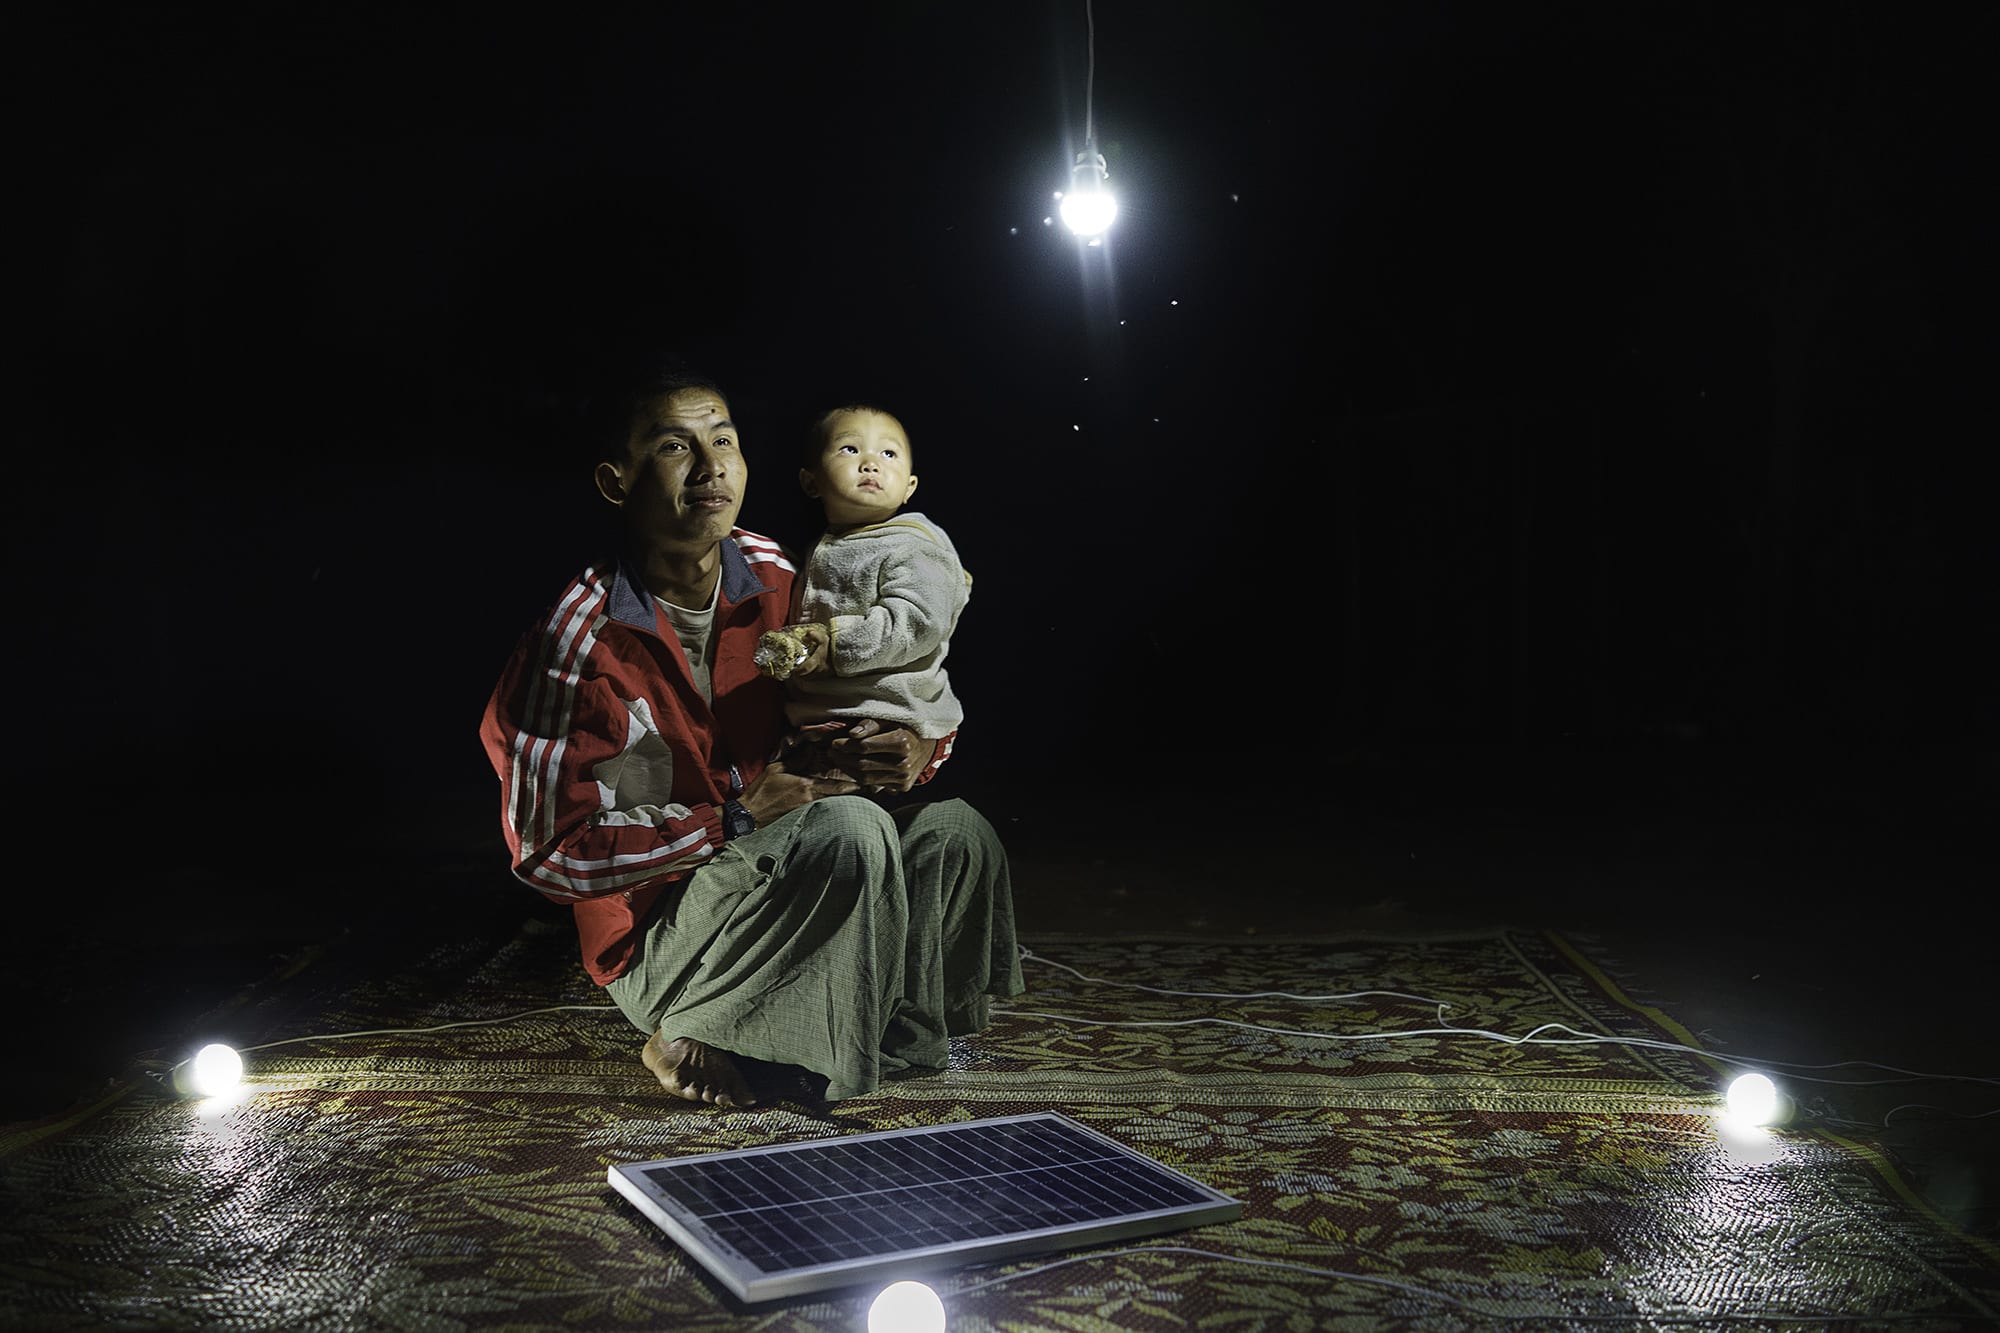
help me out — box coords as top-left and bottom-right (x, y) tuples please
(721, 799), (757, 840)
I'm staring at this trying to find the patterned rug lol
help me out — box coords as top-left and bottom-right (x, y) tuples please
(2, 919), (1995, 1331)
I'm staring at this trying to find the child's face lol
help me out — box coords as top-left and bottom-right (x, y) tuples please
(802, 409), (919, 528)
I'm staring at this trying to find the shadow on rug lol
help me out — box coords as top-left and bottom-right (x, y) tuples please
(2, 919), (1995, 1330)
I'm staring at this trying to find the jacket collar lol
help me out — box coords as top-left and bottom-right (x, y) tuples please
(605, 535), (774, 630)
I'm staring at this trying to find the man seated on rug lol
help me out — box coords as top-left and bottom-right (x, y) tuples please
(478, 357), (1024, 1109)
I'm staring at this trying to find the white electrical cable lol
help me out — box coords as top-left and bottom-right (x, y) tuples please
(156, 1004), (622, 1078)
(171, 949), (1998, 1104)
(1883, 1103), (2000, 1127)
(1010, 947), (2000, 1092)
(990, 1005), (2000, 1091)
(1081, 0), (1096, 146)
(236, 1004), (621, 1055)
(1019, 946), (1454, 1007)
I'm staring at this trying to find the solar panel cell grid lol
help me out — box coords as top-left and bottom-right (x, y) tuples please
(609, 1112), (1243, 1302)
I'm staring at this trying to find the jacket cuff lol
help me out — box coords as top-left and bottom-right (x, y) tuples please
(914, 731), (956, 786)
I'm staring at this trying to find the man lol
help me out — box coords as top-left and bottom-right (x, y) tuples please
(479, 363), (1022, 1108)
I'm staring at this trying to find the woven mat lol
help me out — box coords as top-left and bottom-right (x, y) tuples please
(2, 920), (1995, 1330)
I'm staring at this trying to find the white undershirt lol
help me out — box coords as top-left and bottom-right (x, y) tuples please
(655, 579), (721, 703)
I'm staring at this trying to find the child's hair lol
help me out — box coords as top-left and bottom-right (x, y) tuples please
(803, 403), (911, 470)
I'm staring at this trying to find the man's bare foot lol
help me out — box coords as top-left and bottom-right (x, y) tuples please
(641, 1033), (757, 1108)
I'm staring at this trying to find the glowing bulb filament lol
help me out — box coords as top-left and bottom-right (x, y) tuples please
(1060, 147), (1118, 237)
(1060, 188), (1117, 236)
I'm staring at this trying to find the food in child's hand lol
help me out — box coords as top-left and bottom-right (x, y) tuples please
(755, 626), (815, 680)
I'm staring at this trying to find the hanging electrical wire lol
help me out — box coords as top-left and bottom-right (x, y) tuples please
(1060, 0), (1117, 237)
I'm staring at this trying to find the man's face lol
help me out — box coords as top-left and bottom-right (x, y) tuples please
(598, 388), (747, 555)
(803, 409), (918, 529)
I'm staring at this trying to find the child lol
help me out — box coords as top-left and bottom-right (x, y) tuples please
(755, 404), (969, 787)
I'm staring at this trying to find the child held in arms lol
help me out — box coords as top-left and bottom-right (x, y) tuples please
(755, 404), (970, 788)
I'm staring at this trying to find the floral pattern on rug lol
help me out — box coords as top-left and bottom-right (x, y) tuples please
(1, 927), (1992, 1331)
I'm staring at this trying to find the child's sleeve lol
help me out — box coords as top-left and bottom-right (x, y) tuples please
(826, 533), (968, 676)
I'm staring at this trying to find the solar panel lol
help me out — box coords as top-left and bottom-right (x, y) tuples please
(607, 1111), (1243, 1303)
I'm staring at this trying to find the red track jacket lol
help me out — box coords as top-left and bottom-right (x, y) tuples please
(479, 530), (798, 984)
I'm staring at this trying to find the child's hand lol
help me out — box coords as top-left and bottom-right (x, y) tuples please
(755, 623), (832, 680)
(790, 623), (832, 677)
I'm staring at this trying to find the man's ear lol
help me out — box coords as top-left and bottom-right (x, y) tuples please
(594, 461), (627, 506)
(902, 474), (920, 504)
(799, 468), (819, 499)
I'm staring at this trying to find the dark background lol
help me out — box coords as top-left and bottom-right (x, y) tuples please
(16, 3), (1996, 940)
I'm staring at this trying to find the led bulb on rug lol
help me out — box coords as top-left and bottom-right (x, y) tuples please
(1726, 1072), (1779, 1126)
(172, 1043), (244, 1098)
(867, 1279), (945, 1333)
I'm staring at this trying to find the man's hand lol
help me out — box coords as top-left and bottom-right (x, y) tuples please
(827, 719), (931, 793)
(738, 756), (859, 827)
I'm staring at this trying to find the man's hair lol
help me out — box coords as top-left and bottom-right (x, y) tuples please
(587, 353), (730, 462)
(803, 403), (912, 471)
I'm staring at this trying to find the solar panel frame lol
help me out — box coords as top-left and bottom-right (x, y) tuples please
(607, 1111), (1244, 1303)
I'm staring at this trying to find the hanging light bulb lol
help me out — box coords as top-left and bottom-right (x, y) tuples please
(1055, 0), (1116, 241)
(1059, 143), (1118, 237)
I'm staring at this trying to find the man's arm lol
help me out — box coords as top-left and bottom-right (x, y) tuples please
(484, 597), (866, 898)
(483, 652), (729, 901)
(735, 754), (860, 826)
(480, 576), (779, 901)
